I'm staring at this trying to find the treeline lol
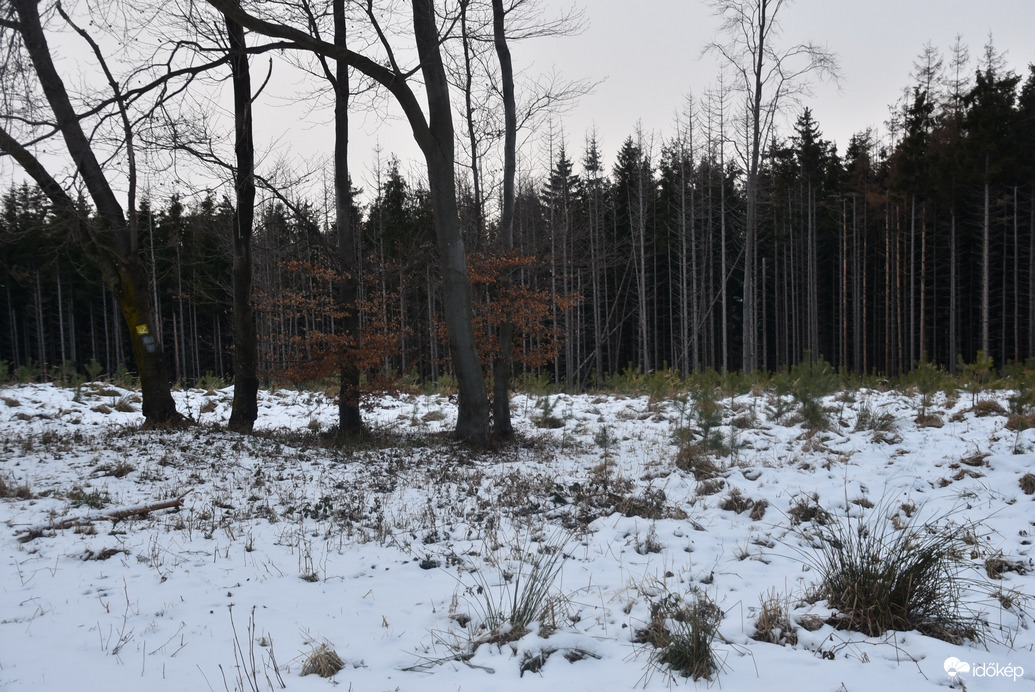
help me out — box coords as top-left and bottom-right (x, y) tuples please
(2, 44), (1034, 387)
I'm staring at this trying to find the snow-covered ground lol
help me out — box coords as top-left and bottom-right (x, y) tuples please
(1, 381), (1033, 691)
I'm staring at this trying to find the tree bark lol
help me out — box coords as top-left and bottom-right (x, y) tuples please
(225, 7), (260, 433)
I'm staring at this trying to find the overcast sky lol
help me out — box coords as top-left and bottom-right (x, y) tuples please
(341, 0), (1035, 186)
(5, 1), (1034, 204)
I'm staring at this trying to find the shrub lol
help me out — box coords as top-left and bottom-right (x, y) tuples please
(15, 359), (40, 384)
(909, 355), (945, 418)
(84, 358), (104, 382)
(196, 371), (224, 392)
(605, 363), (646, 394)
(533, 395), (565, 429)
(774, 352), (839, 430)
(958, 350), (996, 406)
(798, 502), (986, 643)
(639, 589), (723, 681)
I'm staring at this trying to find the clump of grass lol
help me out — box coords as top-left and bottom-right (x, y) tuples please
(752, 589), (798, 646)
(719, 488), (754, 514)
(637, 589), (723, 681)
(915, 412), (945, 428)
(67, 484), (111, 509)
(301, 643), (345, 677)
(798, 501), (987, 643)
(855, 400), (897, 433)
(0, 473), (34, 499)
(113, 395), (137, 413)
(94, 460), (135, 478)
(461, 533), (569, 646)
(695, 478), (725, 496)
(749, 499), (769, 520)
(1020, 473), (1035, 495)
(968, 400), (1007, 417)
(787, 493), (830, 526)
(674, 444), (722, 480)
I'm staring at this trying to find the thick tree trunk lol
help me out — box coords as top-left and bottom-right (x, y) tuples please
(225, 9), (260, 433)
(333, 0), (362, 436)
(116, 261), (180, 424)
(413, 0), (489, 446)
(6, 0), (179, 425)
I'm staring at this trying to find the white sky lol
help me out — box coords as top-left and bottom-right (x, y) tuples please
(4, 1), (1034, 206)
(339, 0), (1035, 186)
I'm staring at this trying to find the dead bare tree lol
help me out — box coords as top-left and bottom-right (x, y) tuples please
(706, 0), (837, 372)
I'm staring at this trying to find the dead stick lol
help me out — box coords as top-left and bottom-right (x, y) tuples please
(17, 490), (192, 542)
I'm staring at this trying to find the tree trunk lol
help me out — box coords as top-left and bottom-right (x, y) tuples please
(412, 0), (489, 446)
(4, 0), (179, 424)
(332, 0), (362, 436)
(490, 0), (516, 439)
(225, 7), (260, 433)
(982, 175), (990, 356)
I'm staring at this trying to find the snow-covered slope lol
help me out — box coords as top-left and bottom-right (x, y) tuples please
(1, 382), (1032, 690)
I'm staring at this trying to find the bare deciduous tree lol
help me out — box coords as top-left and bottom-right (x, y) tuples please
(206, 0), (492, 444)
(1, 0), (181, 424)
(706, 0), (837, 372)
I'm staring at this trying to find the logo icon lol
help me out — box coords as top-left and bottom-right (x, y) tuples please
(944, 657), (971, 677)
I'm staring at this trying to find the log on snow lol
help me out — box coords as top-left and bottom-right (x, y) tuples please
(16, 490), (191, 542)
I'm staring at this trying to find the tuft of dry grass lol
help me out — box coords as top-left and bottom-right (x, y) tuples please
(1020, 473), (1035, 495)
(301, 643), (345, 678)
(113, 395), (138, 413)
(637, 590), (723, 681)
(1006, 412), (1035, 431)
(675, 444), (722, 480)
(93, 460), (135, 478)
(968, 400), (1007, 417)
(915, 413), (945, 428)
(752, 589), (798, 646)
(695, 478), (725, 496)
(719, 488), (754, 514)
(0, 473), (34, 499)
(787, 493), (830, 526)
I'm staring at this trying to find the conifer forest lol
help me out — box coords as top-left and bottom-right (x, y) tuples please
(1, 1), (1034, 440)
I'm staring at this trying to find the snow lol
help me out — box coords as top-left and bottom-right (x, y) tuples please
(1, 382), (1033, 690)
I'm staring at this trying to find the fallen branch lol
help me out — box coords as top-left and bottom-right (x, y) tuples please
(16, 490), (191, 542)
